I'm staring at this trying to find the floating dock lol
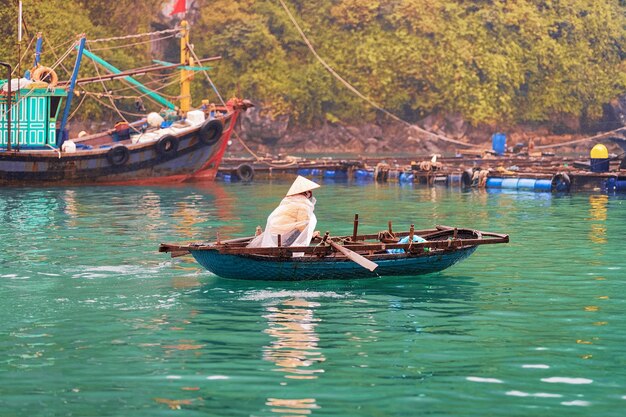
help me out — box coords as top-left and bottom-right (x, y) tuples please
(218, 154), (626, 193)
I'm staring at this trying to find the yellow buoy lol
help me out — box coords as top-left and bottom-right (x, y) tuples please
(590, 144), (608, 159)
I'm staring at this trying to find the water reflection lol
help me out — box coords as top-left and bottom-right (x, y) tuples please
(63, 190), (78, 227)
(139, 191), (163, 232)
(266, 398), (320, 416)
(186, 182), (245, 238)
(258, 294), (326, 417)
(0, 189), (61, 231)
(263, 297), (325, 380)
(587, 195), (607, 245)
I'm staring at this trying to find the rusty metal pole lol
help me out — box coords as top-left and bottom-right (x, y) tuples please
(0, 62), (12, 151)
(352, 214), (359, 242)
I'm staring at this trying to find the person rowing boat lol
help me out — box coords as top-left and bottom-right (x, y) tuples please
(247, 176), (320, 249)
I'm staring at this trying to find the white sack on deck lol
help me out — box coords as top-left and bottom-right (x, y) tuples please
(2, 78), (31, 92)
(247, 195), (317, 250)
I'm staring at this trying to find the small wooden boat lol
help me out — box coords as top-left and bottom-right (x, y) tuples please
(159, 224), (509, 281)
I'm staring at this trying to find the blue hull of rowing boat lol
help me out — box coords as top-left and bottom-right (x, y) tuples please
(190, 247), (478, 281)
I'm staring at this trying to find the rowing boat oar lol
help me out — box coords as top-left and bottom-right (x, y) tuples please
(326, 238), (378, 272)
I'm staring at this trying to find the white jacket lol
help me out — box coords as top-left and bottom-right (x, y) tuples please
(247, 195), (317, 249)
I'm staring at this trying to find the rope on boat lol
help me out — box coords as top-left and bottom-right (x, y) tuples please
(71, 71), (180, 121)
(87, 28), (180, 44)
(277, 0), (473, 148)
(88, 33), (176, 52)
(79, 71), (180, 98)
(11, 35), (35, 76)
(231, 130), (299, 168)
(535, 126), (626, 150)
(79, 47), (180, 116)
(48, 41), (77, 74)
(43, 35), (74, 77)
(87, 47), (138, 130)
(185, 40), (226, 106)
(67, 91), (88, 121)
(100, 72), (181, 100)
(80, 91), (147, 118)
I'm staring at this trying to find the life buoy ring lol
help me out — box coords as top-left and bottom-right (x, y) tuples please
(156, 134), (179, 157)
(233, 163), (254, 182)
(198, 119), (223, 146)
(551, 172), (571, 192)
(31, 66), (58, 87)
(107, 145), (130, 166)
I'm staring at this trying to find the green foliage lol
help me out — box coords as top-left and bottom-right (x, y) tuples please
(1, 0), (624, 128)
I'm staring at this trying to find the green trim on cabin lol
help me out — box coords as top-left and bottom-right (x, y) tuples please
(0, 85), (67, 149)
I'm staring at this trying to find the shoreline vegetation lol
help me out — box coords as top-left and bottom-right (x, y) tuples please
(1, 0), (625, 156)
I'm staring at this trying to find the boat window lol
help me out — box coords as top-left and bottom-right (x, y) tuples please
(49, 97), (62, 119)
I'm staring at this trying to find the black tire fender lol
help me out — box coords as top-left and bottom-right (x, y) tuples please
(461, 168), (474, 188)
(107, 145), (130, 166)
(156, 134), (179, 156)
(198, 119), (224, 146)
(234, 163), (254, 182)
(551, 172), (571, 192)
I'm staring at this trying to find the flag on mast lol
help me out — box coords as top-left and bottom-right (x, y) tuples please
(169, 0), (187, 16)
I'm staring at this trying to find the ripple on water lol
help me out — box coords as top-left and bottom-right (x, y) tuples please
(506, 391), (563, 398)
(561, 400), (591, 406)
(541, 377), (594, 385)
(239, 290), (348, 301)
(466, 376), (504, 384)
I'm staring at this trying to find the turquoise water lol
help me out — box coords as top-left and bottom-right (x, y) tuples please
(1, 181), (625, 416)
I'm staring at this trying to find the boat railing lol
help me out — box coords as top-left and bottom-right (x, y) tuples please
(159, 227), (509, 258)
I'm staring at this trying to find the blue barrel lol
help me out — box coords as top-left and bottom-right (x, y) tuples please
(492, 133), (507, 155)
(616, 180), (626, 191)
(501, 178), (519, 189)
(534, 179), (552, 191)
(323, 170), (336, 178)
(449, 173), (462, 185)
(517, 178), (537, 189)
(399, 172), (414, 182)
(590, 158), (610, 173)
(354, 169), (373, 180)
(486, 177), (503, 188)
(310, 169), (321, 176)
(606, 177), (616, 191)
(335, 169), (348, 178)
(297, 169), (311, 176)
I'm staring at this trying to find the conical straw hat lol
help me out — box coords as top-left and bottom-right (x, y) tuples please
(286, 175), (320, 196)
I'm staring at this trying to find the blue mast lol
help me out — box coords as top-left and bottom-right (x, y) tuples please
(58, 35), (86, 147)
(33, 32), (43, 68)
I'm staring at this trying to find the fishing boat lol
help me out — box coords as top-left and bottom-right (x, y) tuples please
(159, 223), (509, 281)
(0, 21), (252, 185)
